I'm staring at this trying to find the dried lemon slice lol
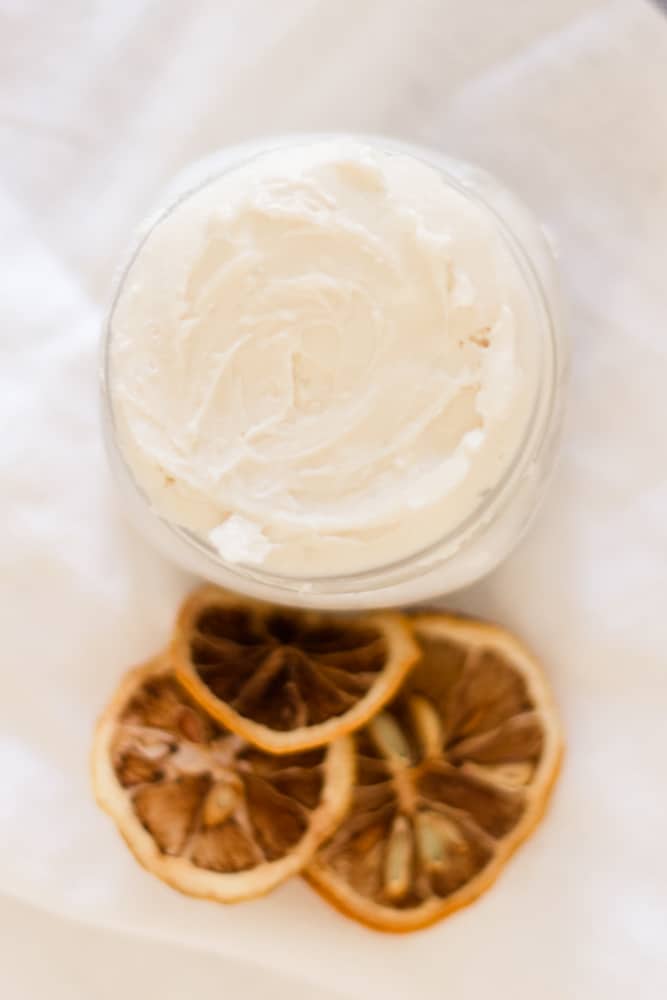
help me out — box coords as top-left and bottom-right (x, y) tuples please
(172, 586), (418, 754)
(305, 613), (563, 932)
(92, 657), (354, 902)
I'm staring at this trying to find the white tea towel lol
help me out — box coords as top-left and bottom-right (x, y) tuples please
(1, 1), (666, 997)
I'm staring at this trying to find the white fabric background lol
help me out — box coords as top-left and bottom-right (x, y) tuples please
(1, 1), (666, 997)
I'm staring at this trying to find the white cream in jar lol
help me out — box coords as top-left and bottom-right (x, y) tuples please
(108, 140), (545, 579)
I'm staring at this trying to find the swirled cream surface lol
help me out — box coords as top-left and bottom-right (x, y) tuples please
(109, 141), (539, 576)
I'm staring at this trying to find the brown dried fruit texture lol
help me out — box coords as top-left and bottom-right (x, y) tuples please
(306, 614), (563, 932)
(114, 673), (322, 868)
(92, 658), (354, 903)
(172, 586), (418, 753)
(187, 607), (384, 729)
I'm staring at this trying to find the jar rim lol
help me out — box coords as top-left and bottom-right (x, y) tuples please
(101, 133), (563, 602)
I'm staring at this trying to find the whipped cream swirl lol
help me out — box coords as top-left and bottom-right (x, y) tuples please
(109, 141), (537, 575)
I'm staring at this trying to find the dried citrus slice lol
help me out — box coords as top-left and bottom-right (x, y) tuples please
(305, 613), (563, 932)
(92, 656), (354, 903)
(172, 586), (419, 754)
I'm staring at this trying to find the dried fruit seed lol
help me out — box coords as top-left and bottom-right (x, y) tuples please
(414, 811), (468, 874)
(202, 782), (241, 828)
(383, 815), (413, 900)
(370, 713), (412, 764)
(408, 695), (444, 758)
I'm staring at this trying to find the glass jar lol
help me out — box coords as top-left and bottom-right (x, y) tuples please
(101, 135), (567, 610)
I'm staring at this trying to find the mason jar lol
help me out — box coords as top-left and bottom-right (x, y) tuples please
(101, 135), (567, 610)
